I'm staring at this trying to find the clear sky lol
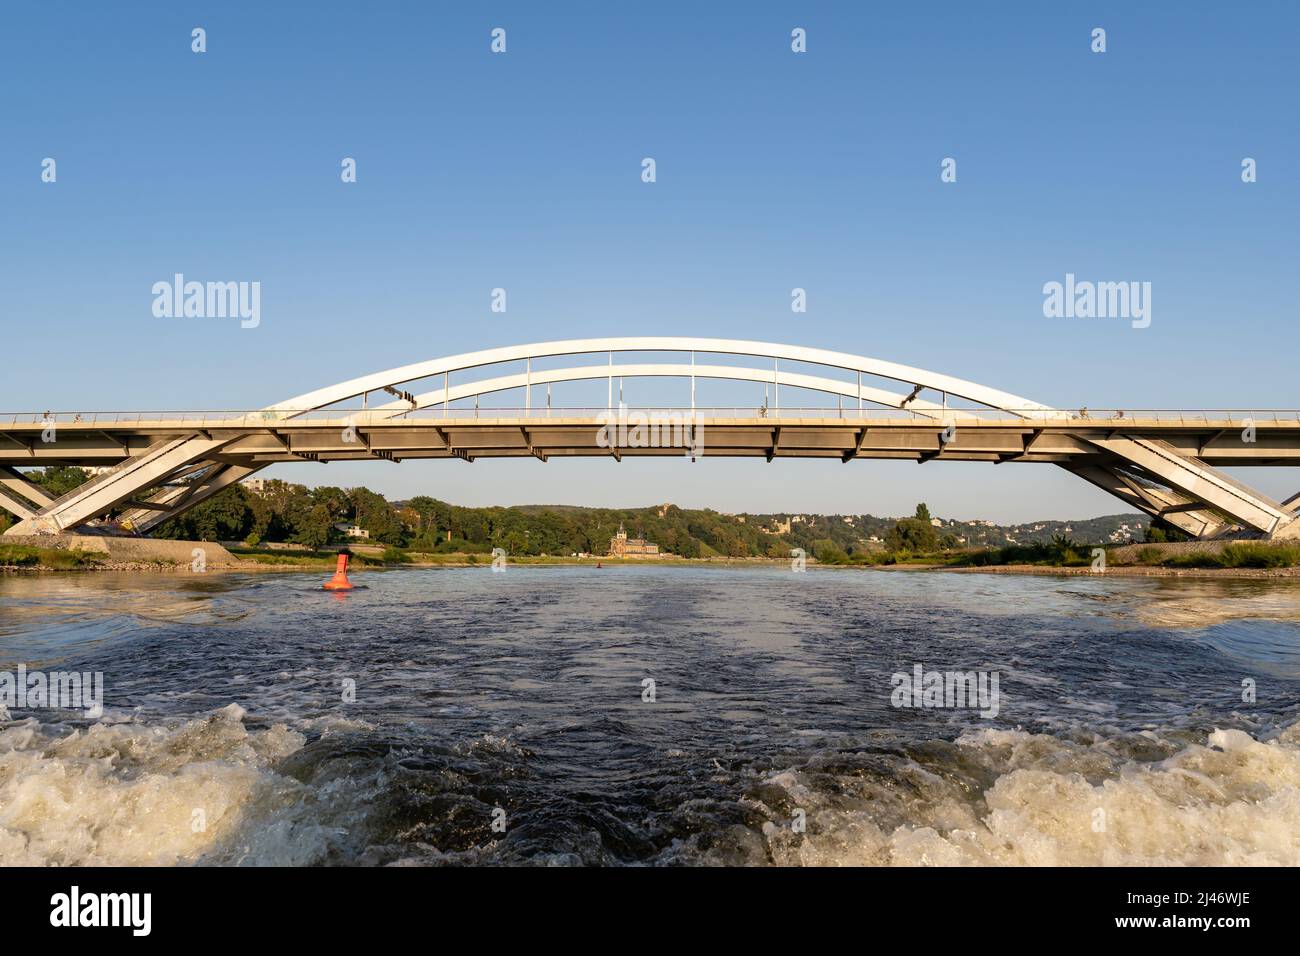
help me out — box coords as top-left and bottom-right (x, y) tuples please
(3, 2), (1297, 522)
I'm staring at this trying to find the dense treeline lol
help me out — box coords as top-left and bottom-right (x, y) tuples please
(140, 480), (799, 556)
(0, 467), (1149, 559)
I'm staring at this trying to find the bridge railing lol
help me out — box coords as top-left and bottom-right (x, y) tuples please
(4, 409), (1300, 427)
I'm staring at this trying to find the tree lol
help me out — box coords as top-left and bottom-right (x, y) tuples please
(245, 492), (272, 540)
(813, 540), (849, 564)
(311, 485), (352, 521)
(349, 487), (404, 545)
(1145, 517), (1191, 543)
(292, 503), (334, 549)
(27, 466), (90, 497)
(154, 485), (252, 541)
(886, 508), (939, 554)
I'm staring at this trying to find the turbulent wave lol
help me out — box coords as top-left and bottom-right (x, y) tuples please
(0, 705), (370, 866)
(2, 703), (1297, 866)
(747, 717), (1300, 866)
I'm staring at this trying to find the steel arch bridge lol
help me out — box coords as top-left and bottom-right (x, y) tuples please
(2, 337), (1298, 540)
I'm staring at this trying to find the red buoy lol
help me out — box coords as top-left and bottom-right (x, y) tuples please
(322, 552), (355, 591)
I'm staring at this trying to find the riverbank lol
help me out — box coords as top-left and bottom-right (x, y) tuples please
(938, 563), (1300, 579)
(9, 547), (1300, 580)
(8, 535), (1300, 578)
(0, 541), (784, 574)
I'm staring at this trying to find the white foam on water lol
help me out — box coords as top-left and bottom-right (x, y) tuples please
(4, 699), (1298, 866)
(758, 719), (1300, 866)
(0, 703), (372, 866)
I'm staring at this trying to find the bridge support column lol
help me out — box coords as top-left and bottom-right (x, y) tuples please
(1063, 462), (1229, 538)
(0, 487), (39, 522)
(0, 466), (57, 514)
(115, 463), (263, 533)
(1082, 435), (1294, 537)
(2, 435), (233, 536)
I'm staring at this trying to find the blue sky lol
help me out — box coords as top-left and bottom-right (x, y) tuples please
(2, 2), (1297, 521)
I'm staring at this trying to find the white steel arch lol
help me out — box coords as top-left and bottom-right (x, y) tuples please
(267, 337), (1059, 419)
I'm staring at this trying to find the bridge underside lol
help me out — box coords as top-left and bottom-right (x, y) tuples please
(2, 416), (1297, 539)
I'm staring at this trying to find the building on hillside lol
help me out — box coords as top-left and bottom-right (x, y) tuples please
(333, 522), (370, 539)
(608, 523), (660, 557)
(762, 517), (793, 535)
(243, 478), (268, 495)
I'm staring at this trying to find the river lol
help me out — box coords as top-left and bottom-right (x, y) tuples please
(1, 566), (1298, 865)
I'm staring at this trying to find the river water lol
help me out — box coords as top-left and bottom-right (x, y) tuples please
(2, 566), (1299, 866)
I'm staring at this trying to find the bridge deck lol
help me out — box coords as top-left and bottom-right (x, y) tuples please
(2, 411), (1297, 467)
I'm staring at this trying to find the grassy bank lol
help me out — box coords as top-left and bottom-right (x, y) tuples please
(948, 540), (1097, 568)
(226, 546), (734, 568)
(389, 540), (1300, 571)
(0, 544), (104, 570)
(11, 540), (1300, 574)
(815, 539), (1300, 571)
(1120, 541), (1300, 569)
(812, 539), (1095, 569)
(226, 547), (399, 567)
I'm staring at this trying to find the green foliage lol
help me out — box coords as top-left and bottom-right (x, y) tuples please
(28, 466), (91, 497)
(350, 487), (404, 545)
(1145, 518), (1193, 543)
(950, 539), (1300, 571)
(886, 508), (939, 554)
(154, 484), (255, 541)
(952, 540), (1095, 567)
(813, 542), (850, 564)
(1162, 542), (1300, 569)
(292, 503), (334, 549)
(0, 544), (100, 569)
